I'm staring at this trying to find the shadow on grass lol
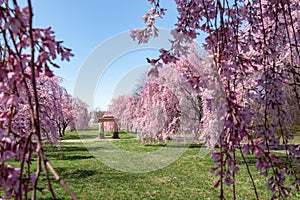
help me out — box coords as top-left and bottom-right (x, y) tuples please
(71, 169), (100, 179)
(61, 155), (95, 160)
(188, 143), (203, 148)
(41, 197), (66, 200)
(60, 146), (90, 152)
(143, 143), (204, 149)
(61, 134), (98, 140)
(43, 145), (89, 155)
(54, 167), (100, 179)
(45, 146), (102, 160)
(59, 146), (102, 152)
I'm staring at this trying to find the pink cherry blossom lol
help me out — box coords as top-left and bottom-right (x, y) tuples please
(133, 0), (300, 198)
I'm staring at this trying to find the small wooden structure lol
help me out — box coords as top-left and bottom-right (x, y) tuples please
(98, 116), (119, 139)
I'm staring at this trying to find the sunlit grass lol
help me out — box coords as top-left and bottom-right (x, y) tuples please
(31, 129), (299, 199)
(2, 128), (299, 199)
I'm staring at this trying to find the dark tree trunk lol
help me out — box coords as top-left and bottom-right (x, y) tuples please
(58, 126), (63, 137)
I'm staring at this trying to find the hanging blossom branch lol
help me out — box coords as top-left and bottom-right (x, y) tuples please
(0, 0), (77, 199)
(132, 0), (300, 199)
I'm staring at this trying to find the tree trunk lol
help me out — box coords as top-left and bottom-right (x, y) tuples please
(58, 126), (63, 137)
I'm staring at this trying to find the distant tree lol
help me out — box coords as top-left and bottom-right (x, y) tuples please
(162, 60), (203, 138)
(107, 95), (136, 131)
(93, 107), (105, 120)
(121, 76), (181, 143)
(131, 71), (148, 99)
(37, 75), (90, 136)
(37, 75), (73, 137)
(71, 97), (90, 130)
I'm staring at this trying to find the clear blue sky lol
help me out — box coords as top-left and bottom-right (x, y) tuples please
(31, 0), (180, 110)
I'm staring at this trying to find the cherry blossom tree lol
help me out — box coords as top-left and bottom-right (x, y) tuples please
(132, 0), (300, 199)
(36, 74), (90, 137)
(37, 75), (73, 137)
(165, 60), (203, 139)
(37, 75), (90, 136)
(106, 56), (213, 144)
(106, 95), (135, 131)
(98, 110), (115, 131)
(0, 0), (77, 199)
(144, 64), (203, 141)
(71, 97), (90, 131)
(284, 84), (300, 126)
(129, 76), (181, 143)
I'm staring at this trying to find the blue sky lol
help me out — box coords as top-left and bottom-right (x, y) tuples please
(31, 0), (180, 110)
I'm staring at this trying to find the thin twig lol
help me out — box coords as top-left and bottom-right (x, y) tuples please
(45, 159), (79, 200)
(239, 148), (259, 199)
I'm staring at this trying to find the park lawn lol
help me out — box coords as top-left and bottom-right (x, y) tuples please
(2, 127), (299, 199)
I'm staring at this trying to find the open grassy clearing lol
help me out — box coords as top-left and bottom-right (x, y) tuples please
(31, 127), (299, 199)
(2, 127), (299, 199)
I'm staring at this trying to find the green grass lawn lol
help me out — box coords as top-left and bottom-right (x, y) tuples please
(3, 127), (300, 199)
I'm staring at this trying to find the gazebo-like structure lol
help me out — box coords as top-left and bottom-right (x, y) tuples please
(98, 116), (119, 139)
